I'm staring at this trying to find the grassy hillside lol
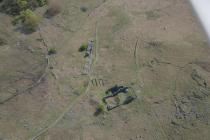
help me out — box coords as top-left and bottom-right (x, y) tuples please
(0, 0), (210, 140)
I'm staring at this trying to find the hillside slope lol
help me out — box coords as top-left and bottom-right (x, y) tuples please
(0, 0), (210, 140)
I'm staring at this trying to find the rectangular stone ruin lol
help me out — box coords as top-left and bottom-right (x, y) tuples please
(82, 40), (94, 75)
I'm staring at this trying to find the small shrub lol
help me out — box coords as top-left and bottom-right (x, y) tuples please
(1, 0), (46, 15)
(48, 48), (57, 55)
(1, 0), (47, 34)
(36, 0), (47, 7)
(94, 104), (104, 116)
(20, 9), (40, 31)
(17, 0), (28, 10)
(12, 15), (22, 25)
(0, 38), (6, 46)
(102, 98), (107, 104)
(45, 0), (61, 17)
(79, 44), (88, 52)
(80, 6), (87, 12)
(0, 0), (21, 15)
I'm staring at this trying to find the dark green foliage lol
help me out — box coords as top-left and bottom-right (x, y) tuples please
(36, 0), (47, 6)
(0, 0), (47, 15)
(0, 0), (47, 32)
(17, 0), (28, 10)
(12, 9), (41, 29)
(12, 15), (22, 25)
(0, 0), (21, 15)
(80, 6), (87, 12)
(48, 48), (57, 55)
(79, 44), (88, 52)
(102, 98), (107, 104)
(20, 9), (40, 31)
(0, 38), (6, 46)
(94, 104), (104, 116)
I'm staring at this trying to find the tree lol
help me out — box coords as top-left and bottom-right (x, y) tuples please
(20, 9), (40, 31)
(17, 0), (28, 10)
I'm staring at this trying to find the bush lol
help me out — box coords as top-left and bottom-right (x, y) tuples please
(20, 9), (40, 31)
(1, 0), (47, 33)
(1, 0), (47, 15)
(79, 44), (88, 52)
(45, 0), (61, 17)
(48, 48), (57, 55)
(12, 15), (22, 25)
(36, 0), (47, 6)
(94, 104), (104, 116)
(0, 38), (6, 46)
(17, 0), (28, 10)
(80, 6), (87, 12)
(0, 0), (20, 15)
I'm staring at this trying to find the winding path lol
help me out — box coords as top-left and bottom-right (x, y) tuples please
(29, 22), (99, 140)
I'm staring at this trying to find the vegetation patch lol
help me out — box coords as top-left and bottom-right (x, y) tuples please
(1, 0), (48, 32)
(36, 0), (47, 7)
(94, 104), (104, 116)
(0, 37), (6, 46)
(80, 6), (88, 12)
(45, 0), (61, 18)
(0, 0), (47, 15)
(79, 43), (88, 52)
(20, 9), (40, 31)
(48, 48), (57, 55)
